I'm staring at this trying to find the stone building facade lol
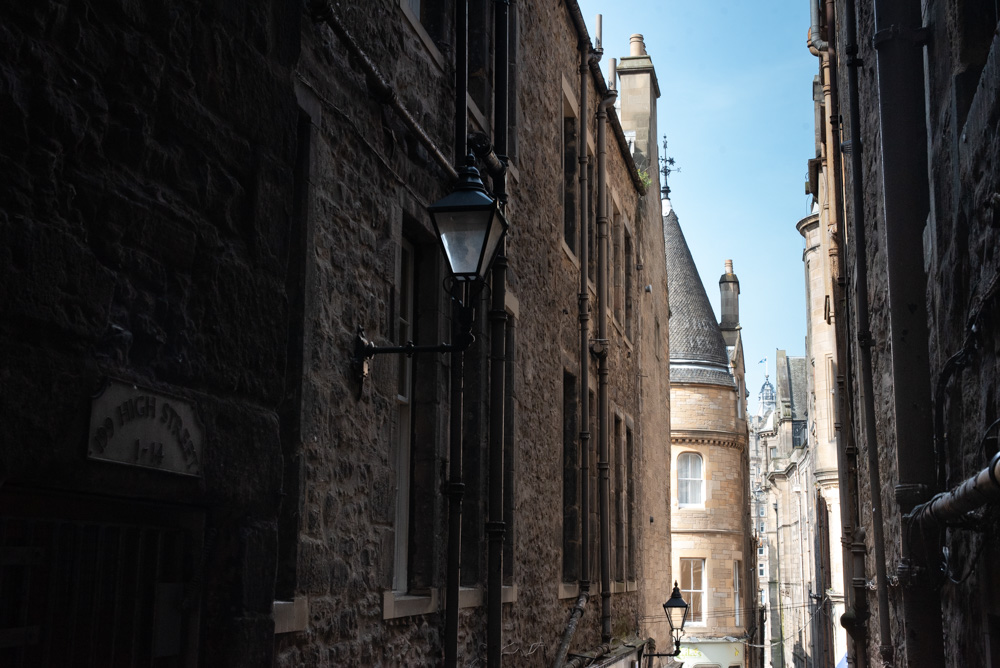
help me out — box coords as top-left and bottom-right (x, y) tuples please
(752, 351), (822, 668)
(747, 211), (851, 668)
(804, 1), (1000, 666)
(0, 1), (680, 666)
(665, 211), (757, 668)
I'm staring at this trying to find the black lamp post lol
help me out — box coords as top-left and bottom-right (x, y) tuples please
(350, 154), (507, 668)
(661, 581), (689, 657)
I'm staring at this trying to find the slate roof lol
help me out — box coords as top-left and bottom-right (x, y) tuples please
(775, 351), (808, 421)
(787, 356), (808, 421)
(663, 210), (734, 387)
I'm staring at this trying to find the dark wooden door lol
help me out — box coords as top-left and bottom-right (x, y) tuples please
(0, 488), (203, 668)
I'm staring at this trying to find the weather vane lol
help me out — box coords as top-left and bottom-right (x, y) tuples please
(659, 135), (680, 199)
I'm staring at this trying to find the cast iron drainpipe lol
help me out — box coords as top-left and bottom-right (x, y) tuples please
(907, 451), (1000, 528)
(595, 73), (617, 644)
(553, 27), (599, 668)
(807, 0), (829, 54)
(842, 0), (892, 662)
(444, 0), (468, 665)
(485, 0), (510, 665)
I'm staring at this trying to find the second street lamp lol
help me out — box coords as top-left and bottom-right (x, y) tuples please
(662, 581), (690, 657)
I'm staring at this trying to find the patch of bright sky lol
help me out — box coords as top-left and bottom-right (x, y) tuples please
(577, 0), (818, 414)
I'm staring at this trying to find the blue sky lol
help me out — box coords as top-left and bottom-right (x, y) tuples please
(577, 0), (817, 414)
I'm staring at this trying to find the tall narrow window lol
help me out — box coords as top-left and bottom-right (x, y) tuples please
(403, 0), (449, 52)
(503, 311), (517, 583)
(955, 1), (999, 129)
(587, 389), (597, 582)
(392, 233), (442, 595)
(626, 426), (636, 581)
(506, 0), (519, 164)
(624, 229), (634, 340)
(393, 240), (415, 593)
(736, 379), (744, 419)
(562, 371), (579, 582)
(825, 355), (835, 440)
(680, 558), (705, 624)
(614, 415), (624, 582)
(612, 207), (624, 323)
(276, 105), (315, 599)
(468, 0), (490, 112)
(587, 161), (596, 284)
(734, 560), (742, 626)
(677, 452), (704, 507)
(563, 111), (578, 253)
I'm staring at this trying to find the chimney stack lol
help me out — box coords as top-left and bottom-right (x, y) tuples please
(616, 33), (660, 176)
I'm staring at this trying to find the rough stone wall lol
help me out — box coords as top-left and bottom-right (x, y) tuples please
(274, 1), (672, 666)
(0, 0), (673, 664)
(918, 1), (1000, 665)
(831, 1), (1000, 666)
(671, 385), (738, 434)
(0, 0), (300, 665)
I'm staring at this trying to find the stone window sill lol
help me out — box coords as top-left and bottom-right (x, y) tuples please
(610, 580), (638, 593)
(272, 596), (309, 634)
(559, 580), (637, 599)
(383, 585), (517, 620)
(562, 240), (581, 270)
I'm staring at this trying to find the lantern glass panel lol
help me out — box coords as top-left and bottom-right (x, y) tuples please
(436, 208), (494, 277)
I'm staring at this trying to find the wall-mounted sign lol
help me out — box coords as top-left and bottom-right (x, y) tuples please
(88, 379), (204, 477)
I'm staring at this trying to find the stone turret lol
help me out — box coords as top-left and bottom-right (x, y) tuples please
(664, 211), (733, 387)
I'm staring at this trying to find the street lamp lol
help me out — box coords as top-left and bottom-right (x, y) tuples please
(428, 155), (509, 283)
(662, 581), (689, 657)
(351, 156), (508, 382)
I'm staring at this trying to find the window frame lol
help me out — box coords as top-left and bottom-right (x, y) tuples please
(392, 238), (416, 594)
(680, 557), (706, 625)
(677, 452), (705, 508)
(733, 560), (741, 626)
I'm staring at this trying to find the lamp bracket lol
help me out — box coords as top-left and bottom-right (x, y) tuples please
(352, 304), (476, 388)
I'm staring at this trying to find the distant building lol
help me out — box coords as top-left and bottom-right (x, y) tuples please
(754, 351), (817, 668)
(665, 209), (757, 668)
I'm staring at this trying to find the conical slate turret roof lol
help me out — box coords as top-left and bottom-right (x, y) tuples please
(664, 210), (734, 387)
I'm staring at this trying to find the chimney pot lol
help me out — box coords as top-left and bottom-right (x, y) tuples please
(630, 34), (646, 57)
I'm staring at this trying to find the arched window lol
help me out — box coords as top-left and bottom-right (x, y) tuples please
(677, 452), (704, 507)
